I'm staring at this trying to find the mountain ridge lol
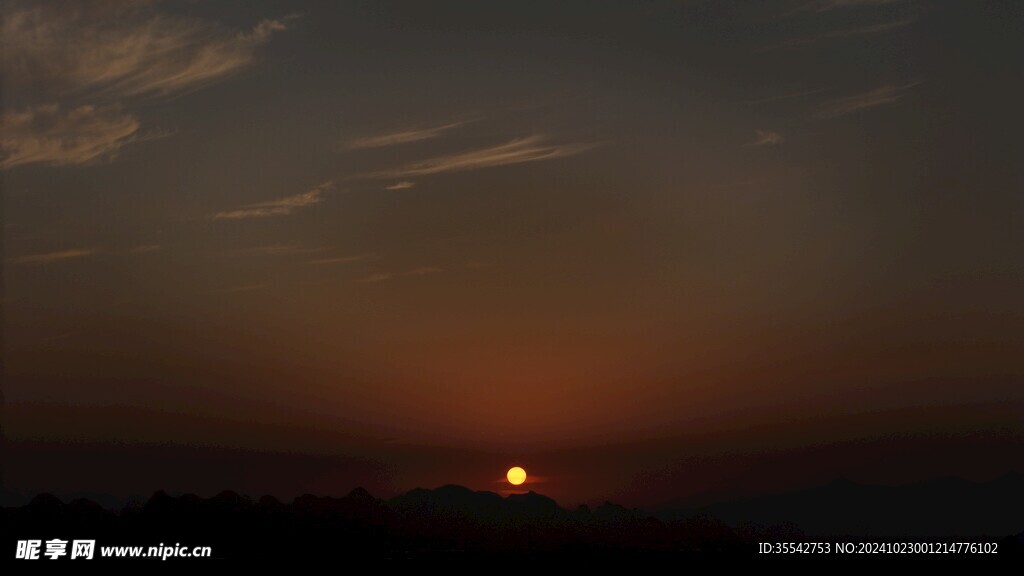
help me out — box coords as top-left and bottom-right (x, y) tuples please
(3, 474), (1023, 558)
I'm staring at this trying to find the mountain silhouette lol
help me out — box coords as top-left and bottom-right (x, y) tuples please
(663, 473), (1024, 538)
(3, 478), (1023, 559)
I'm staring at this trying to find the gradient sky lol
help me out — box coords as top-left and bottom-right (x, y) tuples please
(2, 0), (1022, 507)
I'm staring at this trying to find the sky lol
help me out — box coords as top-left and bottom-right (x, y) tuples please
(2, 0), (1022, 507)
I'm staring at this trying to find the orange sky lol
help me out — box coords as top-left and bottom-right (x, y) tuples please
(2, 0), (1022, 505)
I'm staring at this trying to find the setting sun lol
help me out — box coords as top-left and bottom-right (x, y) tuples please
(507, 466), (527, 486)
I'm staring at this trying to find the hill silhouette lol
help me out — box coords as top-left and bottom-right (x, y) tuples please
(664, 473), (1024, 538)
(3, 477), (1023, 559)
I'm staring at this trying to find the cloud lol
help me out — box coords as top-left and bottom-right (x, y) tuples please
(2, 2), (293, 98)
(384, 181), (416, 191)
(373, 135), (595, 179)
(0, 105), (140, 169)
(0, 1), (291, 170)
(359, 266), (443, 283)
(406, 266), (443, 276)
(344, 121), (470, 150)
(307, 254), (371, 265)
(748, 130), (785, 146)
(234, 244), (328, 256)
(212, 182), (331, 220)
(747, 88), (826, 104)
(766, 17), (915, 50)
(824, 18), (916, 38)
(360, 273), (395, 283)
(816, 83), (920, 118)
(216, 284), (268, 294)
(465, 260), (494, 270)
(128, 244), (161, 254)
(788, 0), (902, 15)
(11, 248), (97, 265)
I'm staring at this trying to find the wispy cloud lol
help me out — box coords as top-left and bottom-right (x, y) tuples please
(344, 121), (470, 150)
(765, 17), (915, 50)
(216, 284), (268, 294)
(824, 17), (915, 38)
(233, 244), (328, 256)
(212, 182), (332, 220)
(372, 135), (595, 179)
(816, 82), (920, 118)
(384, 181), (416, 191)
(2, 2), (293, 98)
(360, 273), (395, 283)
(407, 266), (443, 276)
(748, 130), (785, 146)
(466, 260), (494, 270)
(747, 88), (826, 104)
(11, 248), (97, 265)
(788, 0), (902, 15)
(0, 1), (292, 170)
(307, 254), (371, 265)
(1, 105), (140, 169)
(359, 266), (443, 283)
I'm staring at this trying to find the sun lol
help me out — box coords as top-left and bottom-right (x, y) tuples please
(506, 466), (527, 486)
